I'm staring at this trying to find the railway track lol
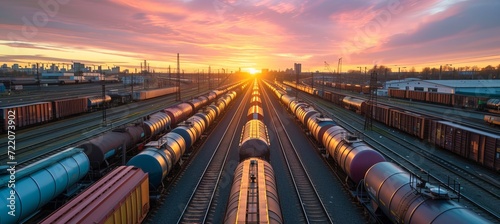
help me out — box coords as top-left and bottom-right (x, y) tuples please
(1, 83), (128, 106)
(0, 88), (206, 165)
(263, 87), (333, 223)
(300, 92), (500, 222)
(176, 89), (248, 224)
(320, 85), (498, 134)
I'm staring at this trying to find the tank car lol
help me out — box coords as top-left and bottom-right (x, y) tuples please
(143, 112), (171, 138)
(239, 120), (271, 161)
(342, 96), (366, 114)
(127, 131), (187, 188)
(247, 104), (264, 121)
(484, 114), (500, 126)
(40, 166), (149, 224)
(87, 95), (111, 108)
(163, 102), (194, 125)
(0, 148), (89, 223)
(275, 86), (385, 184)
(322, 125), (385, 183)
(295, 104), (320, 126)
(172, 114), (207, 148)
(224, 158), (283, 224)
(250, 95), (262, 107)
(80, 125), (144, 168)
(128, 91), (237, 188)
(364, 162), (490, 224)
(486, 98), (500, 113)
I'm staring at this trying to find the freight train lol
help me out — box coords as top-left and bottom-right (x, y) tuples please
(0, 87), (179, 133)
(126, 90), (238, 190)
(283, 80), (500, 171)
(387, 88), (500, 114)
(1, 82), (246, 223)
(224, 79), (283, 224)
(315, 80), (499, 113)
(264, 80), (490, 224)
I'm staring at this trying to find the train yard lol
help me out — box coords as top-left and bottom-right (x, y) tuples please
(0, 78), (498, 223)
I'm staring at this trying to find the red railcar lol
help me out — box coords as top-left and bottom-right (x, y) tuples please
(427, 120), (500, 171)
(53, 97), (88, 119)
(330, 92), (346, 106)
(364, 103), (391, 125)
(388, 108), (428, 139)
(324, 91), (333, 102)
(1, 102), (53, 132)
(41, 166), (150, 224)
(388, 89), (406, 99)
(406, 90), (427, 102)
(427, 92), (452, 106)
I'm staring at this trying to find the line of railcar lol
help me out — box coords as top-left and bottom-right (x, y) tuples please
(224, 79), (283, 224)
(315, 80), (499, 112)
(127, 89), (239, 190)
(0, 82), (246, 223)
(283, 81), (500, 171)
(0, 87), (179, 133)
(387, 88), (500, 113)
(264, 80), (490, 224)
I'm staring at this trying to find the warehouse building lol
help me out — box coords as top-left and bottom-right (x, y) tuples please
(385, 79), (500, 96)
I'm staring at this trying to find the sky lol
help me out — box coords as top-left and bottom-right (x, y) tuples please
(1, 0), (499, 73)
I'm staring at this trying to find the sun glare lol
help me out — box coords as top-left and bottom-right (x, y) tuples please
(247, 68), (259, 75)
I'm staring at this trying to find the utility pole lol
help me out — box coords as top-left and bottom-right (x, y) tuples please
(337, 57), (342, 84)
(208, 66), (211, 90)
(176, 53), (181, 101)
(102, 83), (107, 126)
(36, 63), (40, 90)
(364, 71), (377, 130)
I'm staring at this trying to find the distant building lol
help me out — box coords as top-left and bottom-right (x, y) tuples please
(111, 66), (120, 74)
(385, 78), (500, 96)
(73, 62), (85, 73)
(294, 63), (301, 75)
(49, 64), (58, 72)
(12, 64), (19, 71)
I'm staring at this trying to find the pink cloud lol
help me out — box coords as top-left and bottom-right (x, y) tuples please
(1, 0), (499, 72)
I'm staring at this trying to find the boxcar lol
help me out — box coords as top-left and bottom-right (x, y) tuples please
(406, 90), (427, 102)
(1, 102), (53, 132)
(324, 91), (333, 102)
(366, 103), (391, 125)
(427, 92), (452, 106)
(389, 108), (429, 139)
(40, 166), (150, 224)
(53, 97), (88, 119)
(388, 89), (406, 99)
(330, 92), (346, 106)
(427, 120), (500, 171)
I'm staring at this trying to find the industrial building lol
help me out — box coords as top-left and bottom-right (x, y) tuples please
(385, 78), (500, 96)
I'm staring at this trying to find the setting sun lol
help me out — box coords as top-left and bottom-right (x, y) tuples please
(247, 68), (260, 75)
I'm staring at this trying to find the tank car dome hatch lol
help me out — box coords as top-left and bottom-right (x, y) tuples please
(429, 187), (449, 198)
(343, 134), (361, 144)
